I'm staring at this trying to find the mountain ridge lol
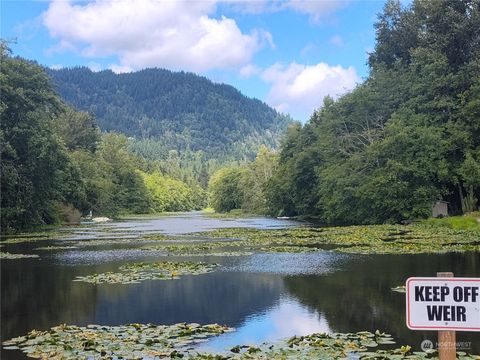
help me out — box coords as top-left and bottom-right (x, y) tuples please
(46, 66), (292, 161)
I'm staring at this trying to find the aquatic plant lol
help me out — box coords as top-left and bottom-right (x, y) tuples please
(2, 323), (232, 359)
(73, 261), (219, 284)
(0, 252), (39, 259)
(198, 224), (480, 254)
(4, 325), (478, 359)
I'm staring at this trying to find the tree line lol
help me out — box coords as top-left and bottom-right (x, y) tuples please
(209, 0), (480, 224)
(0, 44), (205, 233)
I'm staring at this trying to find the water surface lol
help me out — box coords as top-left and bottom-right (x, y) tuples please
(1, 213), (479, 359)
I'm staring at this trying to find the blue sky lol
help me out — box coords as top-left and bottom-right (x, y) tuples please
(1, 0), (390, 122)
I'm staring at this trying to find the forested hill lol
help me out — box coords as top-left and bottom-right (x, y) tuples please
(47, 67), (292, 160)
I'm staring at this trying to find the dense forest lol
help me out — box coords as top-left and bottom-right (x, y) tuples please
(209, 0), (480, 224)
(265, 0), (480, 223)
(47, 67), (292, 163)
(0, 44), (206, 232)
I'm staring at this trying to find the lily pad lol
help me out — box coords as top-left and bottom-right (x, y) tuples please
(0, 252), (39, 259)
(2, 323), (232, 359)
(198, 224), (480, 255)
(35, 246), (78, 250)
(3, 326), (479, 359)
(73, 261), (219, 284)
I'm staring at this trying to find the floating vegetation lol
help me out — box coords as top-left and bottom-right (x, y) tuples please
(171, 251), (254, 257)
(4, 326), (478, 359)
(73, 261), (219, 284)
(35, 245), (78, 250)
(0, 252), (39, 259)
(0, 232), (65, 245)
(141, 242), (250, 257)
(198, 224), (480, 254)
(2, 322), (232, 359)
(69, 238), (146, 247)
(218, 331), (402, 359)
(257, 245), (321, 253)
(143, 240), (323, 255)
(119, 261), (219, 274)
(139, 233), (171, 241)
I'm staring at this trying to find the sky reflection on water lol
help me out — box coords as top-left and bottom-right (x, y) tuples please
(198, 295), (330, 353)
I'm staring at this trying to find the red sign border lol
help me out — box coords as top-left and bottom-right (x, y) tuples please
(406, 277), (480, 332)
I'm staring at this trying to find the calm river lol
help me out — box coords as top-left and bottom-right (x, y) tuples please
(1, 212), (479, 359)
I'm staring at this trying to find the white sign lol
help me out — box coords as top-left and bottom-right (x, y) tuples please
(406, 277), (480, 331)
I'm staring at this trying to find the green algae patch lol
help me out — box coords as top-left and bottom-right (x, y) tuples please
(197, 224), (480, 254)
(73, 261), (219, 284)
(0, 252), (39, 259)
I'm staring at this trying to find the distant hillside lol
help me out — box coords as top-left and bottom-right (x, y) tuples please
(47, 67), (292, 160)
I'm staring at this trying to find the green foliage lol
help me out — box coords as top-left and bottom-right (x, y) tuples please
(1, 47), (211, 229)
(267, 0), (480, 224)
(0, 44), (84, 232)
(458, 152), (480, 212)
(53, 107), (100, 152)
(47, 66), (292, 162)
(422, 215), (480, 231)
(140, 171), (206, 212)
(208, 146), (278, 214)
(208, 167), (245, 213)
(68, 133), (152, 216)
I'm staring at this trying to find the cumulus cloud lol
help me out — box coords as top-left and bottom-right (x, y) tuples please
(261, 62), (360, 121)
(42, 0), (270, 72)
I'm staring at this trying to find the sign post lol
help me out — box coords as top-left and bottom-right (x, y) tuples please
(406, 273), (480, 360)
(437, 272), (456, 360)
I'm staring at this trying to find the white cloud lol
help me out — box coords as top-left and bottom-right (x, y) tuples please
(49, 64), (63, 70)
(42, 0), (270, 72)
(262, 62), (360, 121)
(239, 63), (262, 78)
(109, 64), (134, 74)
